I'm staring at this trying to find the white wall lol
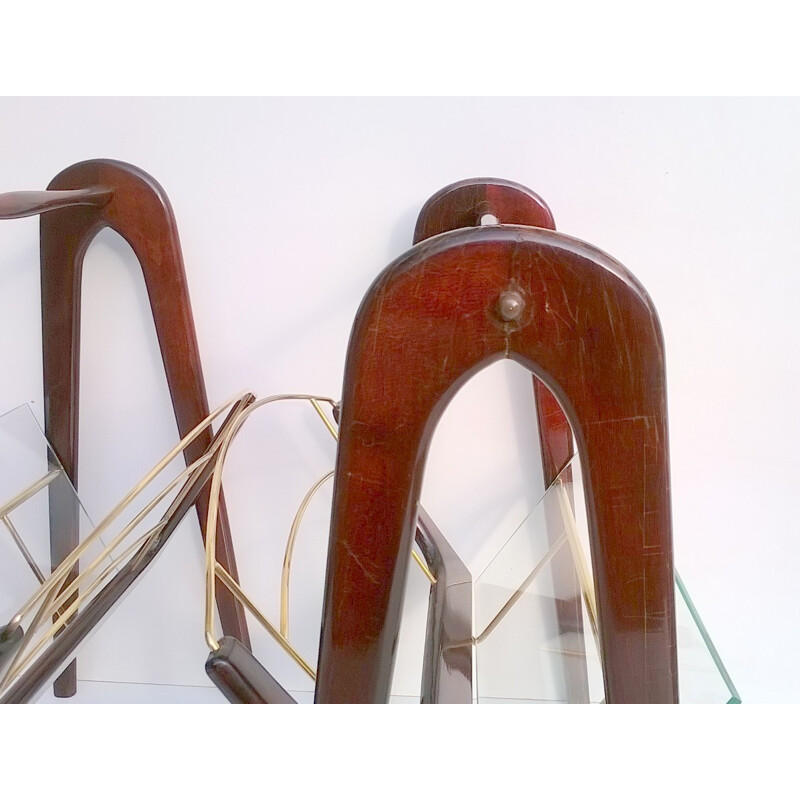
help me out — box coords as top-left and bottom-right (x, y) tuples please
(0, 97), (797, 703)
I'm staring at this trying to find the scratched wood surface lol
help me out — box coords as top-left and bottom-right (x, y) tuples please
(316, 222), (677, 703)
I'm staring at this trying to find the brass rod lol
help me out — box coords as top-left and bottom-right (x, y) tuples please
(2, 516), (45, 584)
(309, 398), (338, 441)
(281, 470), (334, 638)
(214, 563), (316, 681)
(203, 394), (336, 653)
(555, 481), (599, 645)
(475, 531), (568, 644)
(411, 549), (436, 584)
(14, 392), (248, 623)
(0, 582), (61, 691)
(0, 470), (60, 518)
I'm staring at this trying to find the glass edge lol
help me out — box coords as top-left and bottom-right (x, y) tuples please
(675, 569), (741, 704)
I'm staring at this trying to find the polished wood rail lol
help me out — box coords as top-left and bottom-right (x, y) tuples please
(317, 180), (678, 703)
(0, 160), (250, 695)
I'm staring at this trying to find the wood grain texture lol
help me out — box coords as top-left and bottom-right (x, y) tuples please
(37, 159), (250, 694)
(317, 223), (677, 704)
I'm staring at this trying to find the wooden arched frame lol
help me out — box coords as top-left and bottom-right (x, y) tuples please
(316, 217), (678, 703)
(1, 159), (250, 696)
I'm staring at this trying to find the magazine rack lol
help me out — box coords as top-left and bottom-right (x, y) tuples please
(204, 178), (680, 704)
(316, 178), (678, 703)
(0, 161), (249, 695)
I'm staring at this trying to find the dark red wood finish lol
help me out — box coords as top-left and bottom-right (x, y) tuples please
(1, 160), (250, 695)
(316, 219), (677, 703)
(414, 179), (588, 701)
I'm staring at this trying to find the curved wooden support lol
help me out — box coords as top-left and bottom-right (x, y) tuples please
(413, 177), (555, 244)
(0, 188), (112, 220)
(316, 224), (677, 703)
(205, 637), (297, 704)
(38, 159), (250, 694)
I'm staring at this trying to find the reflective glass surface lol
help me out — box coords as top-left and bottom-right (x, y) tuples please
(474, 455), (739, 703)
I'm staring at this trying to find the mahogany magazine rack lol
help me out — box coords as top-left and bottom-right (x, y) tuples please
(0, 160), (250, 697)
(317, 177), (678, 704)
(204, 178), (678, 704)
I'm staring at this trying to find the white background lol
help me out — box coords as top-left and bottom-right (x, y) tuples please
(0, 97), (797, 703)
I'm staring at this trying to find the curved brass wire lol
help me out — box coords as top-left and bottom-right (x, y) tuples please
(203, 394), (337, 652)
(12, 391), (248, 625)
(215, 563), (315, 680)
(281, 470), (334, 638)
(0, 392), (248, 692)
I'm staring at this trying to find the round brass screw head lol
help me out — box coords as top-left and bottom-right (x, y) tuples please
(498, 291), (525, 322)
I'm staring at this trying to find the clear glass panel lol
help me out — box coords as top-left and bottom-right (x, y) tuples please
(474, 454), (739, 703)
(675, 571), (741, 704)
(0, 403), (138, 697)
(475, 457), (604, 703)
(0, 404), (96, 628)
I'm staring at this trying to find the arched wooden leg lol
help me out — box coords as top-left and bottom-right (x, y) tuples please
(316, 224), (677, 703)
(36, 160), (249, 694)
(415, 178), (589, 701)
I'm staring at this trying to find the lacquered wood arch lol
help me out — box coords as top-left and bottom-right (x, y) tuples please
(35, 159), (250, 694)
(316, 224), (677, 704)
